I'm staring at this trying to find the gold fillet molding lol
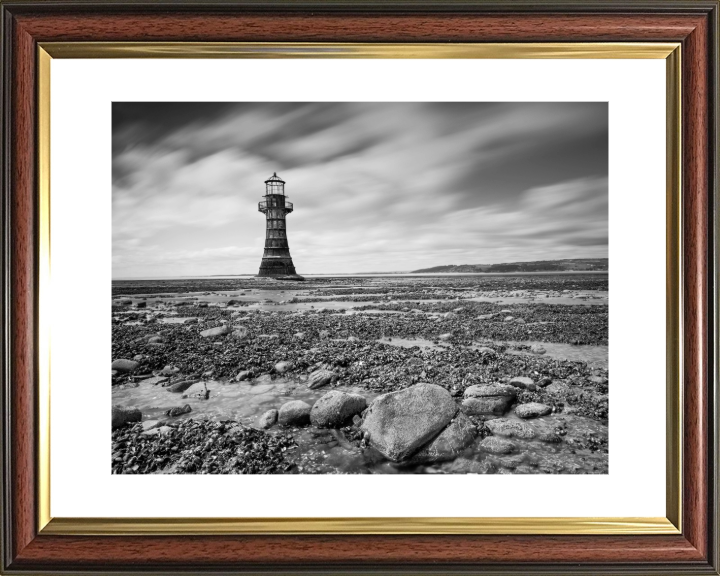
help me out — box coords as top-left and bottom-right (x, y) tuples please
(36, 42), (683, 536)
(42, 516), (679, 536)
(39, 41), (680, 59)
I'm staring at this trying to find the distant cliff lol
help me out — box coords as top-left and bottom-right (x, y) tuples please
(412, 258), (608, 274)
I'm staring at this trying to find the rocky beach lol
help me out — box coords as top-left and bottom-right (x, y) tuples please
(111, 273), (609, 475)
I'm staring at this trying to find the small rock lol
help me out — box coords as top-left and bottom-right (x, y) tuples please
(166, 379), (200, 393)
(530, 344), (546, 355)
(159, 365), (180, 376)
(479, 436), (516, 454)
(508, 376), (535, 390)
(308, 368), (335, 390)
(475, 346), (497, 356)
(164, 404), (192, 417)
(439, 333), (452, 341)
(111, 359), (139, 373)
(444, 457), (497, 474)
(461, 384), (517, 417)
(310, 391), (367, 428)
(200, 325), (230, 338)
(278, 400), (312, 426)
(543, 381), (568, 395)
(275, 361), (293, 374)
(515, 402), (552, 419)
(257, 409), (278, 429)
(485, 418), (536, 439)
(235, 370), (253, 382)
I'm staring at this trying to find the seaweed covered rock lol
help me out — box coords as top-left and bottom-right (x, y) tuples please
(111, 419), (296, 474)
(360, 383), (456, 462)
(310, 391), (367, 428)
(308, 369), (335, 390)
(111, 405), (142, 430)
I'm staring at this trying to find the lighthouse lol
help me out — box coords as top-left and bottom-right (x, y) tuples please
(257, 173), (302, 279)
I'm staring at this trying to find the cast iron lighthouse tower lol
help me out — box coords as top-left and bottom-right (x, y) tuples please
(257, 173), (301, 278)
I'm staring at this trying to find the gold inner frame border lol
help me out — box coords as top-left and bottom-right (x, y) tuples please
(36, 41), (682, 536)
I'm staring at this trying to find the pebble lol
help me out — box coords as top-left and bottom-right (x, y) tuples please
(479, 436), (516, 454)
(515, 402), (552, 419)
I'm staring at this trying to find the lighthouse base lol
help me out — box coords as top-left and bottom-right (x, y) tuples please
(258, 258), (299, 278)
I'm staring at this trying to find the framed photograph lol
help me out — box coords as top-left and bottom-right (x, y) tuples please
(1, 1), (717, 574)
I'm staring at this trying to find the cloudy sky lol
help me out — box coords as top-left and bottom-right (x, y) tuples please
(112, 102), (607, 278)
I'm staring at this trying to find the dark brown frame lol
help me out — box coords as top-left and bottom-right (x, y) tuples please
(1, 1), (718, 573)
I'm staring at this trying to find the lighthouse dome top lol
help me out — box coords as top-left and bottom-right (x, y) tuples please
(264, 172), (285, 184)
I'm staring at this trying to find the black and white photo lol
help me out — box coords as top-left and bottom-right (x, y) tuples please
(111, 102), (609, 475)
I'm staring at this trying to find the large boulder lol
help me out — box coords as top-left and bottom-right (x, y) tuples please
(360, 383), (457, 462)
(200, 325), (230, 338)
(278, 400), (312, 426)
(310, 391), (367, 428)
(308, 369), (335, 390)
(111, 359), (139, 373)
(515, 402), (552, 419)
(408, 412), (476, 464)
(461, 384), (516, 417)
(111, 405), (142, 430)
(485, 418), (536, 439)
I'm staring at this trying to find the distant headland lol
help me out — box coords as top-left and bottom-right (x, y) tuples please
(412, 258), (608, 274)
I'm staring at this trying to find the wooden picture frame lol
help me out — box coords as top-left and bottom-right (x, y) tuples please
(1, 1), (717, 573)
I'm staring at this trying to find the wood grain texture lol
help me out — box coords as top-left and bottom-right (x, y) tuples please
(681, 12), (710, 561)
(8, 534), (707, 567)
(1, 3), (717, 573)
(13, 12), (705, 42)
(9, 15), (37, 564)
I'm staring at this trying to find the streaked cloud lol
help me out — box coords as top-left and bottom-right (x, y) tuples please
(113, 102), (607, 277)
